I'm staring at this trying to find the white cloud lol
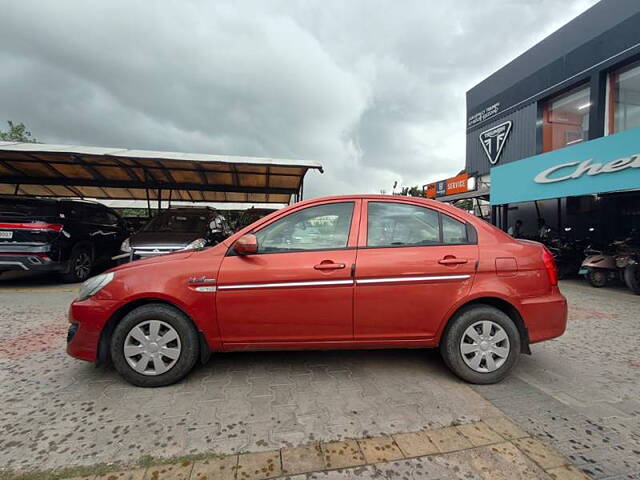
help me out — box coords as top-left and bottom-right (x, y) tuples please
(0, 0), (599, 198)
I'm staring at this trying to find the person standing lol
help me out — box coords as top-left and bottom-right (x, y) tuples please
(508, 219), (523, 238)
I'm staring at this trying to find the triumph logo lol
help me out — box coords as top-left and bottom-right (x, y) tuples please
(479, 121), (512, 165)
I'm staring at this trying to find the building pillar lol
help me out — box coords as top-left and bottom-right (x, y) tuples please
(588, 72), (607, 141)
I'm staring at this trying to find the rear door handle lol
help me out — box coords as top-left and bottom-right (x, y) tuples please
(438, 257), (468, 265)
(314, 262), (346, 270)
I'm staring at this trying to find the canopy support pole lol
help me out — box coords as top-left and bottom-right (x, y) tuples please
(146, 188), (151, 217)
(557, 198), (562, 233)
(157, 189), (162, 211)
(13, 184), (19, 195)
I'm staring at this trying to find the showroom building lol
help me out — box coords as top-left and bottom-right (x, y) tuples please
(465, 0), (640, 243)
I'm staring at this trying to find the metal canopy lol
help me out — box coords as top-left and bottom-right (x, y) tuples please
(0, 142), (323, 204)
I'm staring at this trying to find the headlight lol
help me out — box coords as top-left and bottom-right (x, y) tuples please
(120, 237), (131, 253)
(183, 238), (206, 250)
(77, 272), (115, 301)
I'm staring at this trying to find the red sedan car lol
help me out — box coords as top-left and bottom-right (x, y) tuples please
(67, 195), (567, 387)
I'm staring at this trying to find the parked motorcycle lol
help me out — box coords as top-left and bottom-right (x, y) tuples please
(580, 233), (640, 293)
(542, 227), (588, 279)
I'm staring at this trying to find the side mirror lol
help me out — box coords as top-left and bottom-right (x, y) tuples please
(233, 234), (258, 255)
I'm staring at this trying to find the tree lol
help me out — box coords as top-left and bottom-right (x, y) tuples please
(0, 121), (38, 143)
(400, 185), (423, 197)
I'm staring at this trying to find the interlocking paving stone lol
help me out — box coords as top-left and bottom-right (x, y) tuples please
(321, 440), (366, 470)
(513, 437), (568, 470)
(281, 443), (324, 475)
(236, 451), (281, 480)
(95, 468), (147, 480)
(146, 462), (193, 480)
(191, 456), (238, 480)
(425, 426), (473, 453)
(357, 436), (404, 463)
(456, 420), (504, 446)
(485, 416), (529, 440)
(547, 465), (594, 480)
(392, 430), (439, 458)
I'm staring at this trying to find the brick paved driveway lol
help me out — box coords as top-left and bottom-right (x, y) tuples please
(473, 280), (640, 479)
(0, 286), (501, 472)
(0, 277), (638, 479)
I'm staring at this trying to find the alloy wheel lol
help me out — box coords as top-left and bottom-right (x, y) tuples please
(123, 320), (182, 376)
(459, 320), (510, 373)
(74, 252), (92, 280)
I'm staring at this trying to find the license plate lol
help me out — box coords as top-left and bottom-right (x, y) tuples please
(578, 268), (588, 275)
(0, 231), (12, 239)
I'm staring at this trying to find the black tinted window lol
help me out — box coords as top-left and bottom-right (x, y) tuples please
(0, 197), (58, 219)
(144, 211), (209, 233)
(367, 202), (440, 247)
(256, 202), (354, 253)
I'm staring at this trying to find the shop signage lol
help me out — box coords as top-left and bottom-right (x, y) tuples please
(424, 173), (470, 199)
(468, 102), (500, 127)
(479, 121), (512, 165)
(490, 127), (640, 205)
(445, 173), (469, 194)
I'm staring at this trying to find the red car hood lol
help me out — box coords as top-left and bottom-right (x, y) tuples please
(108, 250), (195, 273)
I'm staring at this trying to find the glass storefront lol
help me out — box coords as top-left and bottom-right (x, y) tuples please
(542, 85), (591, 152)
(607, 60), (640, 134)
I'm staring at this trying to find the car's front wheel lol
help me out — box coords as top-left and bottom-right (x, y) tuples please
(110, 304), (199, 387)
(440, 305), (520, 384)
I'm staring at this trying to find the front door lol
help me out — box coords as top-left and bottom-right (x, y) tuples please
(354, 200), (478, 340)
(216, 200), (360, 345)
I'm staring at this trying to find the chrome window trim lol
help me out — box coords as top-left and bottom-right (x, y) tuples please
(356, 274), (471, 285)
(218, 279), (354, 290)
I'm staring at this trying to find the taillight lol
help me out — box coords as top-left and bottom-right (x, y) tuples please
(0, 222), (63, 232)
(542, 247), (558, 286)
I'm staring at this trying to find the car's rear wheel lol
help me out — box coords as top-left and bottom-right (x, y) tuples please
(110, 304), (199, 387)
(440, 305), (520, 384)
(60, 247), (93, 283)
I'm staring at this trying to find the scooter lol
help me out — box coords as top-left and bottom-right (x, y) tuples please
(580, 247), (617, 288)
(580, 233), (640, 292)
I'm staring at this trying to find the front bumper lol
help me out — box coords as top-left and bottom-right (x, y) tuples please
(66, 298), (118, 363)
(0, 253), (65, 272)
(521, 286), (568, 344)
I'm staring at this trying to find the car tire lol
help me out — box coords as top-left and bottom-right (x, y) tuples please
(110, 304), (199, 387)
(440, 305), (520, 385)
(585, 268), (608, 288)
(624, 264), (640, 295)
(60, 246), (93, 283)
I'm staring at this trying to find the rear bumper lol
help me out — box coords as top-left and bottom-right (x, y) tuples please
(0, 253), (65, 272)
(520, 286), (568, 344)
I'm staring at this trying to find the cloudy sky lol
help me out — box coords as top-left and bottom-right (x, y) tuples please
(0, 0), (598, 198)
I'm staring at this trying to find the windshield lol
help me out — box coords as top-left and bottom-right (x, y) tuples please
(143, 211), (209, 233)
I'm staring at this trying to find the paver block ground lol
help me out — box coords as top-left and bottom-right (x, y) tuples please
(95, 468), (147, 480)
(425, 426), (473, 453)
(392, 431), (439, 458)
(236, 451), (281, 480)
(146, 462), (193, 480)
(484, 415), (529, 440)
(321, 440), (366, 470)
(547, 465), (594, 480)
(357, 436), (404, 463)
(456, 420), (504, 446)
(281, 444), (324, 475)
(513, 437), (568, 470)
(191, 456), (238, 480)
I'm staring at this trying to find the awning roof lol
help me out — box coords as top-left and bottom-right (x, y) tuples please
(0, 141), (323, 204)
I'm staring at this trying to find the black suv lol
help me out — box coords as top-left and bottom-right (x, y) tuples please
(0, 196), (128, 282)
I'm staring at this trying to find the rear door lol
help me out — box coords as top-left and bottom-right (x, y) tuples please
(354, 200), (478, 341)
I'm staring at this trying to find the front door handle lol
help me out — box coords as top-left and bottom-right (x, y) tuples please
(314, 262), (346, 270)
(438, 257), (468, 265)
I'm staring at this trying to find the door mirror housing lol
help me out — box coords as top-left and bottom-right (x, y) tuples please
(233, 234), (258, 255)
